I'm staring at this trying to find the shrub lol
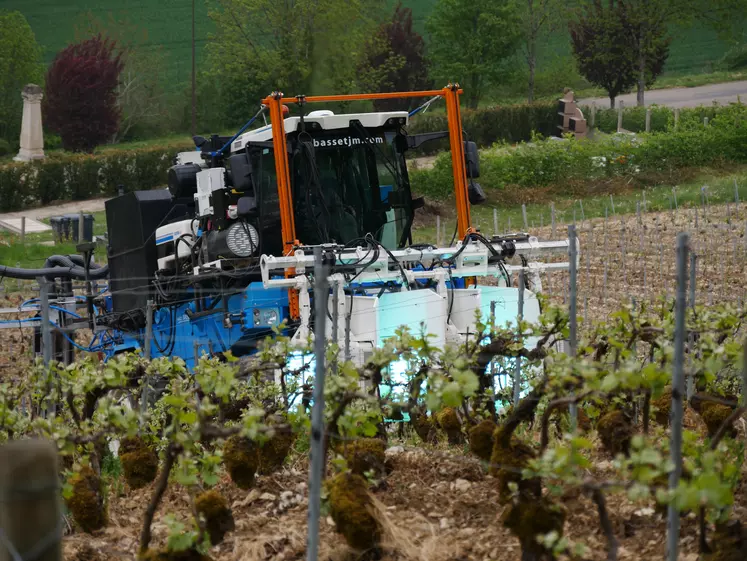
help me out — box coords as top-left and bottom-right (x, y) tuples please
(342, 438), (386, 477)
(119, 436), (158, 489)
(407, 102), (558, 154)
(223, 435), (260, 489)
(326, 472), (381, 551)
(44, 35), (124, 153)
(435, 407), (463, 444)
(0, 144), (189, 211)
(0, 139), (11, 157)
(597, 410), (633, 456)
(258, 424), (294, 475)
(468, 419), (497, 462)
(194, 490), (235, 546)
(66, 465), (106, 533)
(410, 103), (747, 201)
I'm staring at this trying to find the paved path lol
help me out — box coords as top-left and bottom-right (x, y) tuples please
(0, 197), (107, 222)
(579, 80), (747, 108)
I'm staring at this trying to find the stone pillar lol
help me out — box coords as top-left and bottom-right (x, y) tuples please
(14, 84), (45, 162)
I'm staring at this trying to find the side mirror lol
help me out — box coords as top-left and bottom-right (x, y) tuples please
(228, 153), (253, 192)
(405, 131), (449, 150)
(193, 135), (207, 148)
(237, 196), (257, 216)
(468, 182), (486, 205)
(464, 141), (480, 178)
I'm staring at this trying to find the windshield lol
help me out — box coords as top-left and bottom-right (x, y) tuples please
(291, 128), (412, 248)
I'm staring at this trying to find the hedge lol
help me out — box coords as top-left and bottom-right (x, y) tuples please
(407, 102), (558, 153)
(410, 103), (747, 201)
(586, 103), (739, 134)
(0, 143), (192, 212)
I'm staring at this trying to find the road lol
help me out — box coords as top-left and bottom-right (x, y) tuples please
(578, 80), (747, 108)
(0, 197), (107, 222)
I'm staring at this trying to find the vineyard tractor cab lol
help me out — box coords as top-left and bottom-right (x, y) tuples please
(8, 87), (578, 381)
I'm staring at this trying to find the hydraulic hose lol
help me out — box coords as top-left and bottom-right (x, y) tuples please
(0, 262), (109, 280)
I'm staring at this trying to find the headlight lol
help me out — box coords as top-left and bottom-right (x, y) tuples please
(226, 222), (259, 257)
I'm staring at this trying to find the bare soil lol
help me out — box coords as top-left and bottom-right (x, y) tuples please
(63, 423), (743, 561)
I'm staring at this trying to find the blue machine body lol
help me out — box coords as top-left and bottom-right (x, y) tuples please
(106, 282), (289, 369)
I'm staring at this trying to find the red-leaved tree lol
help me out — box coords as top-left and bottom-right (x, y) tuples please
(44, 35), (124, 153)
(359, 2), (431, 112)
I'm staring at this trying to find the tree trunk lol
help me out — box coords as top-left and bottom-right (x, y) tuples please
(468, 73), (480, 110)
(609, 96), (615, 109)
(527, 0), (536, 104)
(637, 51), (646, 107)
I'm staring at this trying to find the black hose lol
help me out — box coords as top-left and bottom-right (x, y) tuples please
(0, 263), (109, 280)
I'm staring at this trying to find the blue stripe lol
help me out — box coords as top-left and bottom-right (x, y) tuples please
(156, 234), (174, 244)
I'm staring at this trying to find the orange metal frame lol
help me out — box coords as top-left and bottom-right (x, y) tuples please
(260, 85), (472, 318)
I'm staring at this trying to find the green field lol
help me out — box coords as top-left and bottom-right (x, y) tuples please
(3, 1), (746, 101)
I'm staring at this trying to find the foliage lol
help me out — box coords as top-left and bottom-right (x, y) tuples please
(0, 10), (44, 146)
(43, 35), (124, 153)
(569, 1), (638, 108)
(74, 12), (172, 142)
(1, 288), (747, 557)
(410, 102), (747, 200)
(618, 1), (672, 104)
(0, 143), (190, 211)
(205, 0), (377, 128)
(358, 2), (431, 112)
(426, 0), (522, 109)
(610, 0), (747, 105)
(519, 0), (565, 103)
(406, 101), (558, 155)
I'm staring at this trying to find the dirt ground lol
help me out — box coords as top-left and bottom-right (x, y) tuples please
(63, 419), (742, 561)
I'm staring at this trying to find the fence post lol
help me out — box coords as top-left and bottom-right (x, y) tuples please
(514, 270), (524, 405)
(667, 233), (689, 561)
(0, 439), (62, 561)
(20, 217), (25, 246)
(144, 299), (154, 361)
(522, 204), (528, 231)
(590, 102), (596, 129)
(39, 279), (52, 368)
(645, 108), (651, 132)
(617, 100), (624, 132)
(687, 254), (697, 399)
(551, 203), (556, 238)
(307, 247), (329, 561)
(78, 211), (85, 242)
(735, 178), (740, 205)
(568, 225), (579, 430)
(436, 215), (441, 246)
(493, 208), (498, 236)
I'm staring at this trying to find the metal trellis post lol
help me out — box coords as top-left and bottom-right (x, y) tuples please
(307, 247), (329, 561)
(667, 233), (689, 561)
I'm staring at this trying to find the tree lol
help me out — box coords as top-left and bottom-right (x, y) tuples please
(75, 12), (170, 142)
(521, 0), (563, 103)
(426, 0), (522, 109)
(206, 0), (378, 126)
(358, 2), (431, 112)
(581, 0), (747, 106)
(569, 1), (637, 108)
(0, 11), (44, 146)
(43, 35), (124, 153)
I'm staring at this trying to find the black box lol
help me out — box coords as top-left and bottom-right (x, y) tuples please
(106, 190), (175, 314)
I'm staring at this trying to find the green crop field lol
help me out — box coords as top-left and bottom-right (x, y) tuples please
(3, 0), (745, 97)
(3, 0), (214, 90)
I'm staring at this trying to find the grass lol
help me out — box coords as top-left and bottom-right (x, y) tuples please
(0, 210), (108, 268)
(412, 166), (747, 243)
